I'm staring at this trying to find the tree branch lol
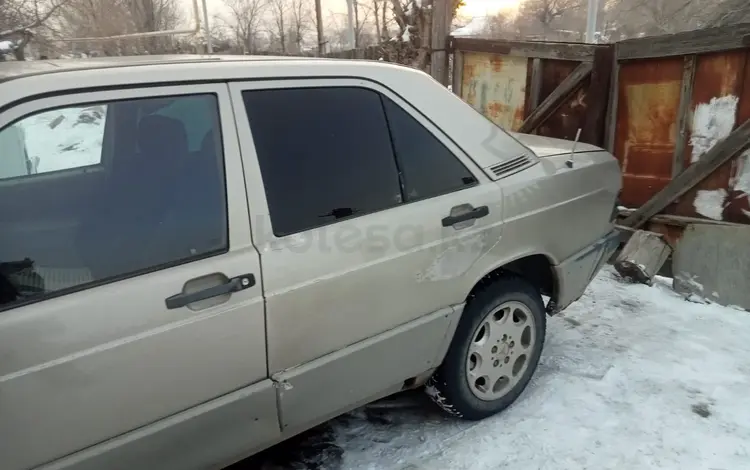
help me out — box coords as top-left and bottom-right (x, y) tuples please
(0, 0), (70, 40)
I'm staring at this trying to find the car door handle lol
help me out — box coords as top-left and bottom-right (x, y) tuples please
(165, 273), (256, 310)
(442, 205), (490, 227)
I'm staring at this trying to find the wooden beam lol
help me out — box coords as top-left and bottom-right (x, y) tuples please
(450, 37), (599, 62)
(618, 210), (749, 228)
(581, 45), (615, 147)
(451, 51), (464, 97)
(617, 23), (750, 60)
(518, 61), (592, 134)
(604, 55), (620, 153)
(672, 55), (697, 177)
(430, 0), (452, 85)
(621, 119), (750, 229)
(528, 58), (543, 112)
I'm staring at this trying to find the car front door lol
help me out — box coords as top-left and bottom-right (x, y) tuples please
(0, 84), (277, 470)
(229, 78), (505, 433)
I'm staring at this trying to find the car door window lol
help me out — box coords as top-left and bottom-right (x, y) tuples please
(153, 95), (215, 152)
(242, 86), (402, 237)
(0, 105), (106, 179)
(382, 96), (477, 202)
(0, 94), (227, 309)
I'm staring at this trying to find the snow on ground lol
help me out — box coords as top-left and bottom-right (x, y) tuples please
(240, 267), (750, 470)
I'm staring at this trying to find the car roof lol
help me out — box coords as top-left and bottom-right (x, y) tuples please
(0, 54), (320, 82)
(0, 53), (534, 173)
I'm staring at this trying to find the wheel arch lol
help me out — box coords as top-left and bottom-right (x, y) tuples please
(465, 253), (558, 312)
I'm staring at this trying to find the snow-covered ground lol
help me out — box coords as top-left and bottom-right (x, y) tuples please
(239, 267), (750, 470)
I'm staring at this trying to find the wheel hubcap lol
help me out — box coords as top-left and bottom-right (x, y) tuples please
(466, 301), (536, 401)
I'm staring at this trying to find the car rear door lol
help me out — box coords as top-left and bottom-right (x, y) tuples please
(228, 78), (504, 433)
(0, 84), (277, 470)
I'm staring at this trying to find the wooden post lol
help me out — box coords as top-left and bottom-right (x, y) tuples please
(430, 0), (452, 85)
(671, 55), (697, 177)
(580, 45), (614, 147)
(451, 50), (464, 96)
(604, 53), (620, 153)
(315, 0), (324, 55)
(528, 58), (543, 112)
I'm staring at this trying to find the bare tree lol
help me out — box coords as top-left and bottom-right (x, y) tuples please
(56, 0), (182, 55)
(514, 0), (582, 39)
(350, 0), (376, 47)
(223, 0), (267, 53)
(602, 0), (743, 38)
(129, 0), (182, 51)
(706, 0), (750, 26)
(0, 0), (71, 58)
(288, 0), (311, 53)
(269, 0), (288, 52)
(372, 0), (383, 43)
(58, 0), (133, 55)
(387, 0), (463, 69)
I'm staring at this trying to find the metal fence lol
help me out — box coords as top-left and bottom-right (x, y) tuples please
(448, 24), (750, 245)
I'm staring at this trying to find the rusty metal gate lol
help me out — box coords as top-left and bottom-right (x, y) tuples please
(448, 37), (613, 147)
(449, 25), (750, 245)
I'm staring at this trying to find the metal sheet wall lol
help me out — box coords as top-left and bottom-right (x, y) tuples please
(613, 49), (750, 225)
(460, 52), (528, 131)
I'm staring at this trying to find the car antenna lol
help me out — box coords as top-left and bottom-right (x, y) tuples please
(567, 128), (581, 168)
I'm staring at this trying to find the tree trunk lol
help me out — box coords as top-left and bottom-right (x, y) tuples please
(381, 2), (387, 39)
(353, 0), (360, 47)
(374, 0), (382, 43)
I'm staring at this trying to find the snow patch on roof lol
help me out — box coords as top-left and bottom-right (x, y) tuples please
(451, 16), (489, 36)
(0, 40), (15, 53)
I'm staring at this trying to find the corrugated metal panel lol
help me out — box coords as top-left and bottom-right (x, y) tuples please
(672, 50), (748, 221)
(613, 58), (684, 208)
(461, 52), (528, 131)
(725, 51), (750, 224)
(536, 60), (590, 141)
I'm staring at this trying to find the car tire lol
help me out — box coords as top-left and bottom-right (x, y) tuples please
(426, 276), (546, 420)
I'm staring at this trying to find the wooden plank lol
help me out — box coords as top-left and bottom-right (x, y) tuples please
(618, 209), (749, 228)
(604, 57), (620, 153)
(430, 0), (452, 85)
(621, 118), (750, 229)
(518, 61), (592, 134)
(672, 55), (697, 178)
(528, 58), (543, 112)
(581, 45), (614, 147)
(617, 23), (750, 60)
(450, 37), (599, 62)
(451, 51), (464, 96)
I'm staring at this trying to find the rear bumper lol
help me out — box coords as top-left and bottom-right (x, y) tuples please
(548, 229), (620, 314)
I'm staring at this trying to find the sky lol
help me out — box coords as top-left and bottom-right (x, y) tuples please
(186, 0), (521, 31)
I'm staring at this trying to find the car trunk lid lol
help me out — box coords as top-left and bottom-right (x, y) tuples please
(509, 132), (602, 158)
